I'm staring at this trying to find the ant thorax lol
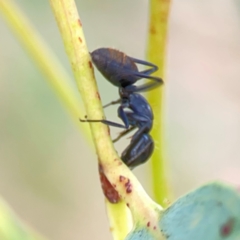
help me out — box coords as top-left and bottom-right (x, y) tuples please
(121, 97), (130, 108)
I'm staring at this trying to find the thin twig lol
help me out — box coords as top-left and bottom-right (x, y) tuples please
(0, 0), (91, 142)
(147, 0), (172, 207)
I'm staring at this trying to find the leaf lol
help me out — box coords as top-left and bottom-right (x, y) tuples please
(126, 182), (240, 240)
(160, 182), (240, 240)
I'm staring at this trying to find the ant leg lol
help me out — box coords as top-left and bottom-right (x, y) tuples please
(117, 106), (130, 129)
(80, 106), (130, 129)
(112, 126), (136, 143)
(79, 118), (126, 129)
(124, 57), (163, 92)
(125, 71), (163, 92)
(131, 124), (150, 141)
(113, 111), (151, 142)
(103, 98), (121, 108)
(120, 66), (163, 92)
(130, 57), (158, 75)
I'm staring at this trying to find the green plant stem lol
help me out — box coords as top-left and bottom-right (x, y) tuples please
(106, 201), (132, 240)
(49, 0), (131, 239)
(0, 0), (91, 142)
(50, 0), (164, 239)
(147, 0), (172, 207)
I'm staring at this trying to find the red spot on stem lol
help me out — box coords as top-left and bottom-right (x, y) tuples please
(150, 25), (156, 34)
(119, 176), (132, 193)
(96, 91), (100, 100)
(78, 19), (82, 26)
(99, 164), (120, 203)
(125, 179), (132, 193)
(88, 61), (93, 68)
(119, 175), (126, 182)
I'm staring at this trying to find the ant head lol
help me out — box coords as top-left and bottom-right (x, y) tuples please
(91, 48), (140, 88)
(91, 48), (106, 69)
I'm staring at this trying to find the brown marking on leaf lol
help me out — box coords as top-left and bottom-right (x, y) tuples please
(220, 218), (234, 237)
(99, 164), (120, 203)
(147, 222), (150, 227)
(126, 203), (129, 207)
(153, 226), (157, 230)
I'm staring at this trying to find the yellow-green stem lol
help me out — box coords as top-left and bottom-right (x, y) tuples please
(49, 0), (132, 239)
(50, 0), (163, 239)
(147, 0), (171, 207)
(106, 201), (132, 240)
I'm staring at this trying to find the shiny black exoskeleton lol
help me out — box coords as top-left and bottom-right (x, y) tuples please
(80, 48), (163, 169)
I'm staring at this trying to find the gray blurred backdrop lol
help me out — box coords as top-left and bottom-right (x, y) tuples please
(0, 0), (240, 239)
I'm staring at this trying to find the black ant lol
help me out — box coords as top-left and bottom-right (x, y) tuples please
(80, 48), (163, 169)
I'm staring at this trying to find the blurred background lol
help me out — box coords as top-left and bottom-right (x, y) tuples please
(1, 0), (240, 239)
